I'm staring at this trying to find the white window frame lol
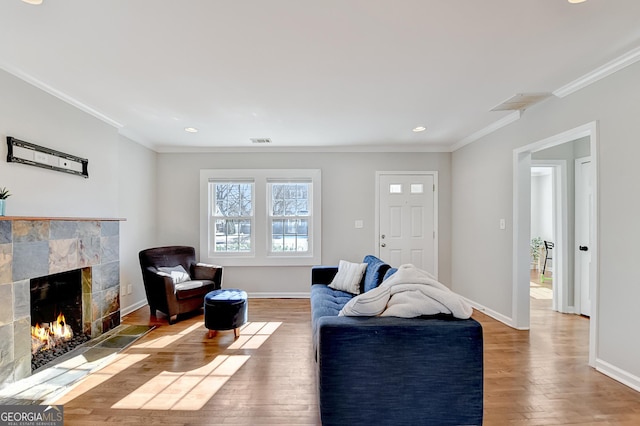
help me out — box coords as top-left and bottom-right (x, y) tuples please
(200, 169), (322, 266)
(210, 180), (255, 256)
(267, 179), (313, 256)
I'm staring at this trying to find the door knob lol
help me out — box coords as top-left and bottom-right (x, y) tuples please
(579, 245), (589, 251)
(381, 243), (386, 247)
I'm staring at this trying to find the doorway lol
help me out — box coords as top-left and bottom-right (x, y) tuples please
(530, 166), (556, 304)
(375, 171), (438, 278)
(529, 160), (569, 313)
(513, 122), (598, 366)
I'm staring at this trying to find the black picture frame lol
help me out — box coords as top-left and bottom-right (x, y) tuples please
(6, 136), (89, 178)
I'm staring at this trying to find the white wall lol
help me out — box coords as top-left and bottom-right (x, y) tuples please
(452, 60), (640, 382)
(530, 171), (553, 243)
(156, 151), (451, 294)
(0, 69), (118, 217)
(117, 135), (157, 314)
(0, 69), (158, 315)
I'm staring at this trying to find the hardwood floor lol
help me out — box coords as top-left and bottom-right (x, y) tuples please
(53, 298), (640, 425)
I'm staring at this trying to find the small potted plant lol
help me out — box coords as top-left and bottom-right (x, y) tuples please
(530, 237), (543, 270)
(0, 187), (11, 216)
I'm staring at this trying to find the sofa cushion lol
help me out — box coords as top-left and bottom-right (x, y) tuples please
(329, 260), (367, 294)
(362, 255), (392, 293)
(311, 284), (354, 349)
(311, 284), (354, 320)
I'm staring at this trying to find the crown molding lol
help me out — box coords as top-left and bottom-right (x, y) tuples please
(451, 111), (521, 152)
(553, 46), (640, 98)
(0, 63), (123, 129)
(153, 143), (452, 154)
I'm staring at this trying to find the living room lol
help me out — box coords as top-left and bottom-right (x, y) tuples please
(2, 1), (640, 424)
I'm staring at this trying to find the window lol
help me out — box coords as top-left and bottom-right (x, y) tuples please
(269, 181), (310, 254)
(212, 181), (253, 253)
(200, 169), (321, 266)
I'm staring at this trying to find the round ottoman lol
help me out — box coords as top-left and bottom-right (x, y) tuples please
(204, 289), (248, 339)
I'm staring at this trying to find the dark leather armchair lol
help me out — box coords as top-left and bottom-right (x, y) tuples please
(139, 246), (222, 324)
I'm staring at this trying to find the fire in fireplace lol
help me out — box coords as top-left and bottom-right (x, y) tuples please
(30, 269), (90, 371)
(31, 312), (73, 353)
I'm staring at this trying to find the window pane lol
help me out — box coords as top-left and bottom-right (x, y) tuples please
(273, 200), (284, 216)
(272, 219), (308, 252)
(285, 200), (296, 215)
(297, 200), (309, 215)
(215, 183), (252, 217)
(389, 184), (402, 194)
(411, 183), (424, 194)
(271, 183), (310, 217)
(215, 219), (251, 252)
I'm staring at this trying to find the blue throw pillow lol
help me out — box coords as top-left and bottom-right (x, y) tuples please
(362, 255), (391, 293)
(383, 267), (398, 282)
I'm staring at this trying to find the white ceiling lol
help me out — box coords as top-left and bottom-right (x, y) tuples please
(1, 0), (640, 152)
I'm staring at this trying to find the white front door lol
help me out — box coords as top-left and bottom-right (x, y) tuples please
(575, 157), (592, 317)
(377, 172), (437, 277)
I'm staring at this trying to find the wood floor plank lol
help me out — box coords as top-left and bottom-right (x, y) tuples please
(52, 298), (640, 425)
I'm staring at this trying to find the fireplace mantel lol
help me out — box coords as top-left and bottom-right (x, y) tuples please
(0, 216), (126, 222)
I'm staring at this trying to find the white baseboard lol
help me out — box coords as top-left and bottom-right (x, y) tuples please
(464, 297), (528, 330)
(248, 292), (310, 299)
(595, 358), (640, 393)
(119, 293), (310, 318)
(120, 299), (148, 317)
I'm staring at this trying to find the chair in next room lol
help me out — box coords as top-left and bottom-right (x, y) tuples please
(541, 240), (554, 283)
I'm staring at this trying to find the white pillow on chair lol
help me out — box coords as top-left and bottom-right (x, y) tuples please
(157, 265), (191, 284)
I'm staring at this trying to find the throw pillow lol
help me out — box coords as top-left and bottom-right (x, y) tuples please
(362, 255), (391, 293)
(328, 260), (367, 295)
(339, 285), (391, 316)
(157, 265), (191, 284)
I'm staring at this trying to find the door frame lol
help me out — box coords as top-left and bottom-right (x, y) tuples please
(375, 171), (439, 278)
(530, 160), (569, 313)
(513, 121), (598, 367)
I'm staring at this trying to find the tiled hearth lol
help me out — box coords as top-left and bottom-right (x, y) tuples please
(0, 218), (122, 388)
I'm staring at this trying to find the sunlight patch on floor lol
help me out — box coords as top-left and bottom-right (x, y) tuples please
(131, 323), (202, 349)
(530, 282), (553, 300)
(111, 355), (250, 410)
(110, 321), (282, 410)
(228, 321), (282, 350)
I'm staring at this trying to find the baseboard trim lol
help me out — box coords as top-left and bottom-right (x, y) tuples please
(248, 292), (310, 299)
(595, 358), (640, 393)
(464, 297), (528, 330)
(120, 299), (148, 317)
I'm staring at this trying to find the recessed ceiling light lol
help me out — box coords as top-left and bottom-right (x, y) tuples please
(413, 126), (427, 132)
(184, 127), (198, 133)
(21, 0), (43, 4)
(568, 0), (586, 3)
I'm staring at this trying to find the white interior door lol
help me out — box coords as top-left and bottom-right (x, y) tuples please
(377, 172), (437, 276)
(576, 157), (592, 316)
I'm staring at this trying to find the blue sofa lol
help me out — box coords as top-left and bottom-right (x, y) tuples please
(310, 255), (483, 426)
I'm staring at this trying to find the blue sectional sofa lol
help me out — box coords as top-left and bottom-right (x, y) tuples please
(310, 255), (483, 426)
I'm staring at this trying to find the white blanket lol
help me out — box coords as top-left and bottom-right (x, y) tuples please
(339, 264), (473, 319)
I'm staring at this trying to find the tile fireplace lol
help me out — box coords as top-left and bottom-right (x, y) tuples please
(0, 217), (123, 388)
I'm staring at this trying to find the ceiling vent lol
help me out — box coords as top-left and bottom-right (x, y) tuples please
(250, 138), (272, 144)
(491, 92), (553, 112)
